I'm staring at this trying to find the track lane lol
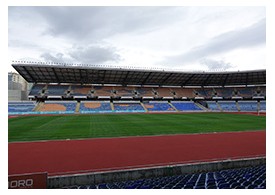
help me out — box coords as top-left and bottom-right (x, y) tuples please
(9, 131), (266, 176)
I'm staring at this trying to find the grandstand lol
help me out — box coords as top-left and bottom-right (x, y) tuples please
(8, 62), (266, 189)
(8, 63), (266, 115)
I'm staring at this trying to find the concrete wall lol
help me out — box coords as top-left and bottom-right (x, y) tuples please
(8, 90), (28, 101)
(8, 90), (22, 101)
(48, 157), (265, 189)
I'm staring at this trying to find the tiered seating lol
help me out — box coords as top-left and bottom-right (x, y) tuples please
(29, 84), (45, 96)
(202, 88), (215, 98)
(156, 88), (173, 97)
(94, 86), (113, 97)
(171, 101), (202, 111)
(172, 88), (194, 98)
(218, 101), (238, 111)
(115, 87), (135, 97)
(253, 87), (266, 97)
(215, 88), (234, 99)
(114, 103), (145, 112)
(195, 89), (208, 98)
(29, 85), (266, 99)
(207, 101), (220, 110)
(47, 85), (69, 95)
(80, 101), (112, 112)
(71, 85), (91, 96)
(238, 88), (254, 98)
(135, 87), (154, 97)
(260, 101), (266, 111)
(144, 102), (175, 111)
(39, 101), (77, 112)
(8, 102), (36, 113)
(65, 164), (266, 189)
(238, 101), (258, 111)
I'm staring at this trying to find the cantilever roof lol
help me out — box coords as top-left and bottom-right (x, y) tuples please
(12, 63), (266, 86)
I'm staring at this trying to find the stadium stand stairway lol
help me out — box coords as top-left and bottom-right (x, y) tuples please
(110, 102), (115, 111)
(194, 102), (207, 111)
(75, 102), (80, 113)
(34, 102), (44, 111)
(236, 102), (241, 112)
(216, 102), (222, 112)
(168, 102), (178, 112)
(140, 102), (148, 112)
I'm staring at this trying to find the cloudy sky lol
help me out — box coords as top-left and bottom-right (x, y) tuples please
(8, 6), (266, 72)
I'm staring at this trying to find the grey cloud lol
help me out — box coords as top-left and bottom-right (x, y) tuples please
(40, 52), (67, 63)
(20, 7), (184, 42)
(200, 58), (234, 71)
(69, 45), (122, 64)
(9, 40), (40, 49)
(163, 18), (266, 65)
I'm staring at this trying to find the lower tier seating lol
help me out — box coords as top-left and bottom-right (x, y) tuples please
(114, 103), (145, 112)
(238, 101), (258, 111)
(144, 102), (175, 111)
(39, 101), (77, 112)
(171, 102), (202, 111)
(64, 164), (266, 189)
(219, 101), (238, 111)
(8, 102), (36, 113)
(79, 102), (112, 112)
(260, 101), (266, 111)
(207, 101), (220, 110)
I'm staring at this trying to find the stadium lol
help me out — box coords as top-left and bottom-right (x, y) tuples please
(8, 61), (266, 189)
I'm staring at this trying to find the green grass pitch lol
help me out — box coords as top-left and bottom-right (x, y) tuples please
(8, 113), (266, 142)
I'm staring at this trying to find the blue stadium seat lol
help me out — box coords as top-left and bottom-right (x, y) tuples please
(218, 101), (238, 111)
(238, 101), (258, 111)
(144, 102), (175, 111)
(114, 103), (145, 112)
(171, 101), (202, 111)
(79, 101), (112, 113)
(8, 102), (36, 113)
(65, 164), (266, 189)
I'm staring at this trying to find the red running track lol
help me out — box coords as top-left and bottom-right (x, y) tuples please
(8, 131), (266, 176)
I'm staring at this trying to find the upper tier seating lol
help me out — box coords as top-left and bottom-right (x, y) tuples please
(155, 88), (173, 97)
(71, 85), (91, 96)
(135, 87), (154, 97)
(171, 88), (195, 98)
(114, 87), (136, 97)
(238, 88), (254, 98)
(93, 86), (114, 97)
(29, 84), (45, 96)
(64, 164), (266, 189)
(29, 84), (266, 99)
(47, 85), (70, 96)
